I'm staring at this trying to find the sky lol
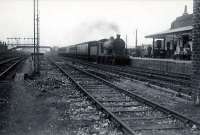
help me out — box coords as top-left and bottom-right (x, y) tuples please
(0, 0), (193, 48)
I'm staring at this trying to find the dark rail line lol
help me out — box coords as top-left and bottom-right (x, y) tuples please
(49, 57), (199, 135)
(0, 57), (27, 80)
(62, 57), (192, 96)
(49, 58), (135, 135)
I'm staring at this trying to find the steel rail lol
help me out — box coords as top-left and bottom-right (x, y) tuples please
(85, 63), (192, 94)
(61, 59), (200, 129)
(61, 57), (191, 89)
(62, 56), (190, 79)
(64, 57), (192, 95)
(0, 57), (22, 66)
(69, 58), (191, 86)
(0, 57), (27, 79)
(87, 67), (192, 101)
(100, 63), (191, 79)
(48, 58), (136, 135)
(86, 62), (190, 85)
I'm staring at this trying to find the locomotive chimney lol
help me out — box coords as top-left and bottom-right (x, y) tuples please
(116, 34), (121, 39)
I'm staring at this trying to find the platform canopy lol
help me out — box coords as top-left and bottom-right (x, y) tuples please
(145, 26), (193, 38)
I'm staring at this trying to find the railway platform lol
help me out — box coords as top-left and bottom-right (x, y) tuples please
(129, 57), (191, 75)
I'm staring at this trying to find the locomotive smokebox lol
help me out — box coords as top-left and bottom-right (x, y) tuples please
(113, 34), (125, 56)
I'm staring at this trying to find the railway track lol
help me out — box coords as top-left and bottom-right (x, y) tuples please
(25, 57), (124, 134)
(61, 57), (192, 96)
(49, 57), (200, 135)
(0, 56), (27, 80)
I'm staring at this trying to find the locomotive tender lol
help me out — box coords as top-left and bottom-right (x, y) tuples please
(58, 34), (130, 65)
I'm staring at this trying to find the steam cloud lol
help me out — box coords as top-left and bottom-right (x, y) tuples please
(71, 20), (120, 44)
(88, 21), (120, 33)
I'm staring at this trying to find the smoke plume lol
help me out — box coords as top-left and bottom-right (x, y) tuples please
(88, 21), (120, 33)
(71, 20), (120, 44)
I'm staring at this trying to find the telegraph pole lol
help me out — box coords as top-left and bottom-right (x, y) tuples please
(125, 34), (128, 55)
(33, 0), (36, 73)
(36, 0), (40, 74)
(33, 0), (40, 74)
(125, 34), (128, 49)
(135, 29), (138, 48)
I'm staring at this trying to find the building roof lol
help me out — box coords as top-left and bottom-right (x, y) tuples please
(171, 5), (193, 29)
(171, 14), (193, 29)
(145, 6), (193, 39)
(145, 26), (193, 38)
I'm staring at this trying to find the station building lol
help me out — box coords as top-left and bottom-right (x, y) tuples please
(146, 6), (193, 60)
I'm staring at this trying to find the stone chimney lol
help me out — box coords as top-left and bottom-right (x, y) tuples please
(183, 5), (188, 16)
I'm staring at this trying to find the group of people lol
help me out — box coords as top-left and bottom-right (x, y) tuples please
(174, 44), (192, 60)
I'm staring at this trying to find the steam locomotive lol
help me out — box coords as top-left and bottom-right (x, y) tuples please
(58, 34), (130, 65)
